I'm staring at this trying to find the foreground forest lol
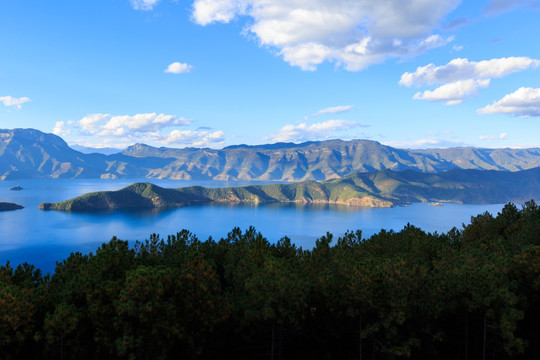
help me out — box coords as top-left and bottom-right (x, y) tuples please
(1, 202), (540, 360)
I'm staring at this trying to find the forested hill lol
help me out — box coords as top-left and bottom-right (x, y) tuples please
(2, 128), (540, 181)
(39, 167), (540, 211)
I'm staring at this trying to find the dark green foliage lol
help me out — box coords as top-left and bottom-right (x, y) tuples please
(2, 202), (540, 359)
(0, 202), (24, 211)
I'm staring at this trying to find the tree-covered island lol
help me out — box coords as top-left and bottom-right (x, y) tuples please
(0, 202), (23, 211)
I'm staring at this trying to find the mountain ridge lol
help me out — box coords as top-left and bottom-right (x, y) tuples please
(2, 128), (540, 181)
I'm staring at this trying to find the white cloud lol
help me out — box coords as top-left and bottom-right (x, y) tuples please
(477, 87), (540, 117)
(129, 0), (160, 11)
(0, 96), (31, 109)
(413, 79), (490, 105)
(70, 130), (225, 149)
(401, 57), (539, 105)
(268, 119), (361, 142)
(452, 45), (463, 52)
(79, 114), (111, 134)
(191, 0), (459, 71)
(312, 105), (354, 117)
(78, 113), (192, 136)
(399, 57), (540, 87)
(162, 129), (225, 147)
(192, 0), (243, 25)
(52, 121), (71, 137)
(164, 62), (194, 74)
(479, 132), (508, 140)
(57, 112), (224, 148)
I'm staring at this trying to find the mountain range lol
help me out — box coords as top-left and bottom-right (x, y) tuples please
(2, 128), (540, 181)
(38, 167), (540, 211)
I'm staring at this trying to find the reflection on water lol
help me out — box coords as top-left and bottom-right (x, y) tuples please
(0, 178), (507, 273)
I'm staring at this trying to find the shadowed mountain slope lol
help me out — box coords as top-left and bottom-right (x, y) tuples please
(0, 129), (168, 180)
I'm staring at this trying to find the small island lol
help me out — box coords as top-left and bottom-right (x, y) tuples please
(39, 168), (540, 212)
(0, 202), (24, 211)
(8, 185), (23, 190)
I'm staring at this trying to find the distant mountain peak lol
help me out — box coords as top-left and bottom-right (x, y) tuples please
(0, 128), (70, 149)
(70, 144), (123, 155)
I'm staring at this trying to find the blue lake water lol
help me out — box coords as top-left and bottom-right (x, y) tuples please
(0, 178), (507, 273)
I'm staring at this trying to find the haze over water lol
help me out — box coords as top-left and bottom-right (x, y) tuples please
(0, 178), (506, 273)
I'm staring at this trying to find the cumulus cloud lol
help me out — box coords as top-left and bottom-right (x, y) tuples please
(401, 57), (539, 105)
(312, 105), (354, 117)
(165, 62), (194, 74)
(129, 0), (160, 10)
(71, 131), (224, 148)
(52, 121), (72, 137)
(191, 0), (459, 71)
(0, 96), (31, 109)
(400, 57), (540, 87)
(78, 113), (192, 136)
(268, 119), (362, 143)
(57, 112), (225, 148)
(413, 79), (490, 105)
(162, 129), (225, 146)
(477, 87), (540, 117)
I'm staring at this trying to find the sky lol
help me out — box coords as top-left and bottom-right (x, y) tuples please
(1, 0), (539, 150)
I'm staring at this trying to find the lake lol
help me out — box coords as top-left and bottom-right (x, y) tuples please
(0, 178), (507, 273)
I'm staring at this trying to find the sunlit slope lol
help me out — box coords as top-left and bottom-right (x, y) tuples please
(39, 167), (540, 211)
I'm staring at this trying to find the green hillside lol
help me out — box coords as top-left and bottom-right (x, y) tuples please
(39, 167), (540, 211)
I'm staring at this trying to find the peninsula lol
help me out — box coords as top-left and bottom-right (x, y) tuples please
(39, 167), (540, 211)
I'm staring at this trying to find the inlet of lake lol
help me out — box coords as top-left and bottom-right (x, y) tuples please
(0, 178), (507, 273)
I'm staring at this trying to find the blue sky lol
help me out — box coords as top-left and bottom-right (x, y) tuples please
(1, 0), (539, 149)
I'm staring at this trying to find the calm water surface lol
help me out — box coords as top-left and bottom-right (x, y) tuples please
(0, 178), (506, 273)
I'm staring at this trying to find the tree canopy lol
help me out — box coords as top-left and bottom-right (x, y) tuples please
(1, 201), (539, 359)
